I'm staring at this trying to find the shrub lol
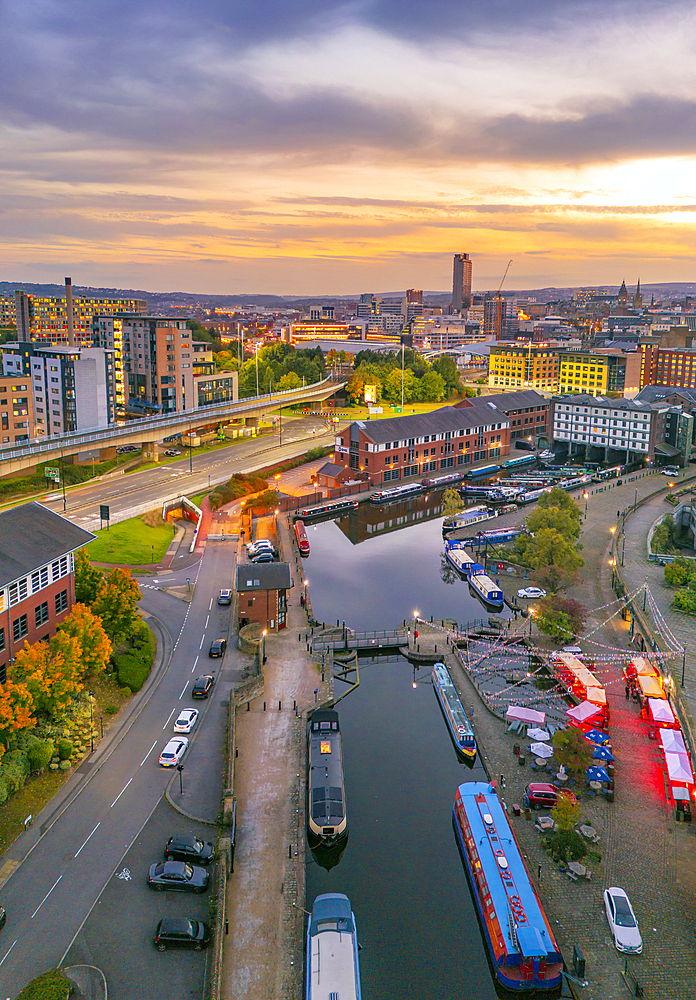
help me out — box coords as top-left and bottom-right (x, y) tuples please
(59, 761), (72, 771)
(548, 828), (587, 862)
(665, 556), (695, 587)
(15, 969), (72, 1000)
(0, 749), (30, 794)
(105, 704), (118, 715)
(27, 739), (54, 773)
(305, 446), (329, 461)
(57, 738), (73, 761)
(114, 622), (155, 692)
(673, 588), (696, 614)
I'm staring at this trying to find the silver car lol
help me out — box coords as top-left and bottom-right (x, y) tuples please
(604, 887), (642, 954)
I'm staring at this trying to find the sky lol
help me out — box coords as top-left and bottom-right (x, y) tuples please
(3, 0), (696, 295)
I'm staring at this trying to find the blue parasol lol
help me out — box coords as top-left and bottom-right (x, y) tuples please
(592, 746), (614, 762)
(587, 765), (610, 783)
(584, 729), (610, 745)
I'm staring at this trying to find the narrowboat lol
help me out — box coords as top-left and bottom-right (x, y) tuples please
(502, 454), (536, 469)
(295, 519), (310, 556)
(453, 782), (563, 992)
(307, 710), (347, 847)
(516, 488), (553, 505)
(466, 525), (526, 545)
(445, 539), (477, 575)
(467, 563), (504, 608)
(306, 893), (362, 1000)
(432, 662), (476, 758)
(465, 463), (501, 480)
(293, 498), (359, 521)
(369, 482), (423, 504)
(441, 505), (495, 535)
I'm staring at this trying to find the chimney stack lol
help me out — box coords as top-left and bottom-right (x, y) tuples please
(65, 277), (75, 346)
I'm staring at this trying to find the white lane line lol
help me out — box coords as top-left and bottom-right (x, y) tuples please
(192, 654), (200, 674)
(0, 940), (17, 967)
(162, 708), (176, 730)
(205, 615), (209, 628)
(140, 741), (158, 767)
(110, 778), (132, 808)
(74, 822), (101, 858)
(31, 876), (62, 918)
(209, 598), (213, 610)
(199, 635), (205, 648)
(179, 682), (188, 700)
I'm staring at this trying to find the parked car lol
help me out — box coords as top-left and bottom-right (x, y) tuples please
(116, 445), (139, 454)
(159, 737), (189, 767)
(147, 860), (209, 893)
(154, 917), (210, 951)
(164, 449), (180, 457)
(523, 782), (559, 810)
(517, 587), (547, 599)
(192, 675), (215, 699)
(165, 835), (214, 865)
(217, 589), (232, 606)
(246, 540), (276, 556)
(249, 551), (274, 563)
(661, 466), (679, 476)
(209, 639), (226, 658)
(173, 709), (199, 734)
(604, 887), (643, 953)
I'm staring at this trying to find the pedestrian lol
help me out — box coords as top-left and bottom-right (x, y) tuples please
(625, 684), (630, 699)
(414, 629), (419, 640)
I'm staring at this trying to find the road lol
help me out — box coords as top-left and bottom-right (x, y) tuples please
(0, 539), (243, 997)
(39, 414), (335, 530)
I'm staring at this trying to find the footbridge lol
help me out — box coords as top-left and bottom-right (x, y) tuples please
(0, 378), (343, 476)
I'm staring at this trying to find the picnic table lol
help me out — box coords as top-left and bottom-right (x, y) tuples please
(535, 815), (555, 831)
(579, 823), (599, 842)
(566, 860), (591, 881)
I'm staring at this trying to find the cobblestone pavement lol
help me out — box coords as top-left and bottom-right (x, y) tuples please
(222, 518), (330, 1000)
(440, 468), (696, 1000)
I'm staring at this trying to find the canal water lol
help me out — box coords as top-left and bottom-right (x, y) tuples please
(305, 502), (506, 998)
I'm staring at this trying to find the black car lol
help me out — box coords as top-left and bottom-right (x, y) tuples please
(147, 860), (209, 893)
(192, 675), (215, 699)
(165, 835), (214, 866)
(154, 917), (210, 951)
(209, 639), (226, 658)
(164, 449), (180, 457)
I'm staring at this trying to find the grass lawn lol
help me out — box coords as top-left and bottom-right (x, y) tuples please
(0, 769), (69, 855)
(87, 516), (176, 564)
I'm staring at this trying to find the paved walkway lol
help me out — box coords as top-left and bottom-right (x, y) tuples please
(445, 467), (696, 1000)
(222, 517), (330, 1000)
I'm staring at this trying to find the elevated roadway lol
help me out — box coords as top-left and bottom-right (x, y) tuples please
(0, 378), (342, 476)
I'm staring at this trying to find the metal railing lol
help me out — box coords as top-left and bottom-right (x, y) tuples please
(311, 628), (409, 652)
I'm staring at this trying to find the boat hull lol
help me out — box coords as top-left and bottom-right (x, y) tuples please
(469, 574), (504, 609)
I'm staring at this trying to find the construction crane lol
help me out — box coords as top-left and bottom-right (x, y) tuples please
(496, 259), (513, 340)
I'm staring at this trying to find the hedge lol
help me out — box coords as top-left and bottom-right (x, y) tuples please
(15, 970), (71, 1000)
(114, 621), (156, 692)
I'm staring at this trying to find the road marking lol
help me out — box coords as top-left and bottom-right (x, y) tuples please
(199, 635), (205, 648)
(31, 875), (63, 918)
(0, 940), (16, 967)
(74, 822), (101, 858)
(140, 741), (158, 766)
(179, 682), (188, 699)
(162, 707), (176, 730)
(209, 598), (213, 610)
(205, 615), (209, 628)
(110, 778), (133, 808)
(116, 868), (132, 880)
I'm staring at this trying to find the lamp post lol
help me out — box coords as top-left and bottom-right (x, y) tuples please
(255, 347), (259, 396)
(682, 645), (687, 688)
(262, 629), (267, 665)
(529, 609), (534, 636)
(177, 763), (184, 795)
(188, 419), (193, 473)
(582, 490), (588, 519)
(89, 692), (95, 752)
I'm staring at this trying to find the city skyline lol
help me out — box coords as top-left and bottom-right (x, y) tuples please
(4, 1), (696, 294)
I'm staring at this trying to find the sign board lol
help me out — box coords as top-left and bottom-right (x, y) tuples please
(100, 505), (110, 521)
(363, 384), (378, 404)
(45, 467), (59, 477)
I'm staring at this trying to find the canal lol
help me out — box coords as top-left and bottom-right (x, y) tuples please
(304, 502), (504, 998)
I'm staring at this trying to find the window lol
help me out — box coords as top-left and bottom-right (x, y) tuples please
(55, 589), (68, 615)
(13, 614), (28, 643)
(35, 601), (49, 627)
(0, 628), (4, 652)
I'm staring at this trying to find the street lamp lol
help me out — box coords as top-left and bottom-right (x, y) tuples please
(262, 629), (267, 665)
(89, 692), (95, 752)
(682, 645), (687, 688)
(529, 608), (535, 636)
(303, 579), (308, 603)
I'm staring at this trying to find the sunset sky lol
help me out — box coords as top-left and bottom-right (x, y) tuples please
(3, 0), (696, 295)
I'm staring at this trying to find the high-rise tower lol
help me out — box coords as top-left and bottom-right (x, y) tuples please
(452, 253), (472, 311)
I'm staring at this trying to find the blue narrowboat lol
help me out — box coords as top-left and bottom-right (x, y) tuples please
(432, 662), (476, 758)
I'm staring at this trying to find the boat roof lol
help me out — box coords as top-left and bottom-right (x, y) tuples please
(455, 782), (559, 960)
(309, 894), (359, 1000)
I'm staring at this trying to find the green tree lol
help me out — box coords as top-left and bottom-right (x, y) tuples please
(665, 556), (694, 587)
(551, 726), (593, 778)
(551, 790), (580, 831)
(382, 368), (419, 404)
(515, 527), (583, 574)
(59, 603), (113, 678)
(74, 548), (104, 606)
(441, 488), (464, 516)
(431, 355), (462, 395)
(92, 568), (142, 645)
(417, 370), (447, 402)
(527, 504), (582, 541)
(276, 371), (302, 391)
(534, 594), (588, 641)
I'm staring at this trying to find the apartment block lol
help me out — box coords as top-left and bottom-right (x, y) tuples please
(640, 343), (696, 390)
(551, 394), (665, 463)
(2, 343), (116, 435)
(0, 295), (16, 327)
(0, 374), (34, 444)
(488, 344), (560, 391)
(334, 403), (511, 485)
(15, 289), (146, 343)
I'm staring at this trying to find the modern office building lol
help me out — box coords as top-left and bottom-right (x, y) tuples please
(488, 344), (560, 391)
(0, 295), (16, 328)
(333, 403), (511, 485)
(550, 394), (666, 463)
(15, 286), (146, 343)
(452, 253), (473, 312)
(0, 374), (35, 444)
(410, 316), (487, 350)
(0, 503), (95, 680)
(1, 343), (116, 434)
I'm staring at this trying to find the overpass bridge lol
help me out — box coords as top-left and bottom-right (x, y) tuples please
(0, 378), (343, 477)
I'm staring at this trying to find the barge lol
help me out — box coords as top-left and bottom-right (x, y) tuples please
(442, 505), (495, 535)
(432, 662), (476, 758)
(369, 482), (423, 504)
(293, 498), (359, 521)
(305, 892), (362, 1000)
(453, 782), (563, 992)
(445, 539), (476, 575)
(295, 519), (310, 556)
(307, 710), (347, 847)
(468, 563), (504, 608)
(465, 463), (501, 479)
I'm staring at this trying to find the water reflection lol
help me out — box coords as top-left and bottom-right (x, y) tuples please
(310, 835), (349, 872)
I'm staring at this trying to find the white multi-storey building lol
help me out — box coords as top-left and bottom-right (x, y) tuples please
(551, 394), (667, 463)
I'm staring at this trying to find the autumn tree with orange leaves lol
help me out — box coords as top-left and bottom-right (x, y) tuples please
(13, 631), (83, 718)
(0, 677), (35, 764)
(59, 603), (112, 679)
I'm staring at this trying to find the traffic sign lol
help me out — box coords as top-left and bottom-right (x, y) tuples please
(100, 505), (110, 521)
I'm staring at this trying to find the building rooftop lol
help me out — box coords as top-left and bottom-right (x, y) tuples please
(552, 393), (657, 411)
(636, 385), (696, 406)
(351, 404), (509, 446)
(0, 503), (96, 589)
(235, 562), (293, 592)
(469, 389), (548, 412)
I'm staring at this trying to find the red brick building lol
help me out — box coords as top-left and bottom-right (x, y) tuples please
(235, 562), (292, 632)
(455, 389), (550, 443)
(640, 343), (696, 390)
(334, 403), (512, 486)
(0, 503), (95, 681)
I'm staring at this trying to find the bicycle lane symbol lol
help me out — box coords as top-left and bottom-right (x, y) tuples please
(116, 868), (131, 881)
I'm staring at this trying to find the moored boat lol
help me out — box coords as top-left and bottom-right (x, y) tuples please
(442, 505), (495, 535)
(468, 564), (504, 608)
(465, 463), (501, 479)
(305, 892), (362, 1000)
(295, 519), (310, 555)
(307, 710), (347, 847)
(466, 525), (526, 544)
(432, 662), (476, 758)
(293, 498), (359, 521)
(453, 781), (563, 992)
(369, 482), (423, 504)
(445, 539), (477, 575)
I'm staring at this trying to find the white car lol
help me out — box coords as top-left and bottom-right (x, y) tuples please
(173, 709), (199, 734)
(159, 736), (189, 767)
(604, 887), (643, 954)
(517, 587), (547, 599)
(661, 467), (679, 476)
(246, 540), (275, 555)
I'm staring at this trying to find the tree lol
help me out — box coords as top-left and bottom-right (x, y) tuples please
(0, 676), (35, 760)
(551, 726), (593, 778)
(441, 488), (464, 516)
(515, 528), (583, 575)
(382, 368), (419, 404)
(665, 556), (694, 587)
(431, 355), (462, 395)
(535, 594), (588, 642)
(276, 371), (302, 391)
(13, 632), (83, 718)
(551, 790), (580, 831)
(92, 568), (142, 645)
(74, 548), (104, 606)
(59, 603), (113, 678)
(417, 370), (447, 402)
(527, 504), (582, 541)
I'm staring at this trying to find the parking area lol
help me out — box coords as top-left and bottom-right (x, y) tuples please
(64, 799), (213, 999)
